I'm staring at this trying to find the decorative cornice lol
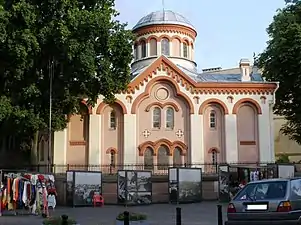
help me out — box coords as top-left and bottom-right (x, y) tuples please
(125, 56), (278, 96)
(69, 141), (86, 146)
(138, 139), (187, 156)
(232, 98), (262, 114)
(133, 24), (197, 41)
(106, 147), (118, 154)
(96, 99), (127, 114)
(199, 98), (229, 115)
(145, 102), (180, 112)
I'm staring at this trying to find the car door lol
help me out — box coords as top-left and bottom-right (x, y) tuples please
(290, 179), (301, 211)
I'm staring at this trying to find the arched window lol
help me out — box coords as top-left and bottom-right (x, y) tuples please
(183, 42), (188, 58)
(110, 150), (116, 168)
(173, 147), (182, 167)
(153, 107), (161, 128)
(209, 110), (216, 128)
(212, 150), (217, 164)
(141, 40), (146, 58)
(110, 111), (116, 129)
(149, 38), (157, 56)
(144, 147), (154, 170)
(166, 107), (174, 129)
(134, 44), (138, 60)
(172, 38), (181, 57)
(157, 145), (169, 170)
(161, 38), (170, 56)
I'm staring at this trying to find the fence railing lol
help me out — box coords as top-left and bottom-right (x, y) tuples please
(0, 162), (292, 175)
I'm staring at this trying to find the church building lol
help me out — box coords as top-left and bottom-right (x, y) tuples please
(48, 10), (279, 172)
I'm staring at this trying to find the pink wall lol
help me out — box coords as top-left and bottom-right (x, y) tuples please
(67, 113), (89, 165)
(237, 103), (259, 163)
(101, 103), (124, 165)
(136, 81), (190, 164)
(203, 104), (226, 169)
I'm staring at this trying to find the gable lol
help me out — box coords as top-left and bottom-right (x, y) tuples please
(125, 56), (278, 95)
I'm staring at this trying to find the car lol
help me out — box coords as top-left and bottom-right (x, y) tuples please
(225, 178), (301, 225)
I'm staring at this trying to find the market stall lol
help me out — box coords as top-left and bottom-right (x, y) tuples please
(117, 170), (152, 206)
(66, 170), (102, 207)
(168, 167), (202, 204)
(267, 163), (295, 178)
(0, 170), (57, 217)
(218, 164), (269, 202)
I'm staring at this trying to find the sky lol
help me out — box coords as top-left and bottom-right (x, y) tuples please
(114, 0), (286, 70)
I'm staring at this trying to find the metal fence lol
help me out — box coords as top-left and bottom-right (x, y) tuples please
(0, 162), (289, 175)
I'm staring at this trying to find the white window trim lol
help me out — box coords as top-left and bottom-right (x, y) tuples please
(152, 107), (161, 129)
(165, 107), (175, 130)
(109, 110), (117, 130)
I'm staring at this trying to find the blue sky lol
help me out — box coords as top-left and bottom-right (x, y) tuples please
(115, 0), (285, 70)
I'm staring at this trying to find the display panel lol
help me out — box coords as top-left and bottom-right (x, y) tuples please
(117, 171), (126, 204)
(278, 164), (295, 178)
(66, 171), (74, 206)
(168, 168), (178, 203)
(178, 168), (202, 203)
(218, 165), (230, 202)
(117, 170), (152, 205)
(73, 171), (102, 206)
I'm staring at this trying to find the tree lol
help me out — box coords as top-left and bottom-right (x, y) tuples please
(0, 0), (133, 163)
(257, 0), (301, 144)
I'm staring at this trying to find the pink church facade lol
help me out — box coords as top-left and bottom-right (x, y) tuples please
(47, 10), (278, 172)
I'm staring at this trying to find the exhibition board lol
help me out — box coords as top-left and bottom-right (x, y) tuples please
(168, 167), (202, 204)
(66, 171), (102, 207)
(218, 163), (295, 202)
(117, 170), (152, 206)
(267, 164), (295, 178)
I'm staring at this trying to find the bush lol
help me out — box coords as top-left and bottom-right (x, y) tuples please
(43, 216), (77, 225)
(116, 212), (147, 221)
(276, 154), (290, 163)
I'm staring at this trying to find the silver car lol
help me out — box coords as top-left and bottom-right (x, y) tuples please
(225, 178), (301, 225)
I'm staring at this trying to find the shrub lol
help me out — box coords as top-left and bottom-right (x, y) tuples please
(276, 154), (290, 163)
(43, 216), (77, 225)
(116, 212), (147, 221)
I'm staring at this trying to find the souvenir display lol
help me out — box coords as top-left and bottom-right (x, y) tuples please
(168, 168), (202, 204)
(0, 171), (57, 217)
(117, 170), (152, 206)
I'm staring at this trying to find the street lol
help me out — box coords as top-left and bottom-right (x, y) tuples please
(0, 202), (228, 225)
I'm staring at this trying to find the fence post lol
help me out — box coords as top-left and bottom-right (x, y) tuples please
(61, 214), (68, 225)
(176, 207), (181, 225)
(217, 205), (223, 225)
(124, 211), (129, 225)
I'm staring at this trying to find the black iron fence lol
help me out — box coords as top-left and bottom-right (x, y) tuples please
(0, 162), (294, 175)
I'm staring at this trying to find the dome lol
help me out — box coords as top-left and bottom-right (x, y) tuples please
(133, 10), (195, 31)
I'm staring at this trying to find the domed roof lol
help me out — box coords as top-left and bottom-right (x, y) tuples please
(133, 10), (195, 30)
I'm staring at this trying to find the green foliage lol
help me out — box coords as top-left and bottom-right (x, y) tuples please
(0, 0), (133, 155)
(116, 212), (147, 221)
(43, 216), (77, 225)
(276, 154), (290, 163)
(256, 0), (301, 144)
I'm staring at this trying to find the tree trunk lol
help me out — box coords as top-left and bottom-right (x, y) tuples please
(31, 131), (39, 165)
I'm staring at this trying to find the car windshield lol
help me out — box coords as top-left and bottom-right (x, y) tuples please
(234, 181), (288, 201)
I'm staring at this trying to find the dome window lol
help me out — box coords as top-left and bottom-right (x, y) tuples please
(161, 38), (170, 56)
(183, 42), (188, 58)
(141, 40), (147, 58)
